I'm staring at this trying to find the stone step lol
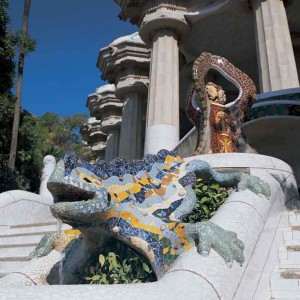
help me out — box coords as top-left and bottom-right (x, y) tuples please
(0, 242), (37, 249)
(9, 221), (57, 229)
(0, 235), (43, 246)
(0, 261), (30, 278)
(279, 242), (300, 266)
(288, 211), (300, 227)
(0, 244), (36, 259)
(0, 222), (72, 280)
(0, 224), (62, 237)
(0, 223), (71, 245)
(270, 268), (300, 299)
(282, 226), (300, 242)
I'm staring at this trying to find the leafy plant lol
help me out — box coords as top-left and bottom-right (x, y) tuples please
(84, 239), (156, 284)
(183, 178), (230, 223)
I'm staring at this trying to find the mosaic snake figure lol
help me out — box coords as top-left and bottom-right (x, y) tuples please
(186, 52), (256, 154)
(30, 150), (270, 281)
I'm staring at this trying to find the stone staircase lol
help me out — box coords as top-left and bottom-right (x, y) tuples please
(0, 221), (63, 278)
(271, 210), (300, 299)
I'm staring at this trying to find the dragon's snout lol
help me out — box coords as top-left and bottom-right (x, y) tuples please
(50, 195), (110, 226)
(48, 182), (96, 203)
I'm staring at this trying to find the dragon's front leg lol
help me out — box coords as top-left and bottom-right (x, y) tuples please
(185, 221), (245, 266)
(186, 159), (271, 199)
(29, 232), (59, 260)
(172, 185), (197, 221)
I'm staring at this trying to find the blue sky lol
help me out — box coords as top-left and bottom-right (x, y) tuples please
(8, 0), (136, 117)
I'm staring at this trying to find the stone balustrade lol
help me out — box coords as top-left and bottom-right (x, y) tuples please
(1, 154), (298, 300)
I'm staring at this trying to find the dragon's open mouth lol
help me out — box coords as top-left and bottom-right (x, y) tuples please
(48, 181), (110, 227)
(48, 182), (96, 203)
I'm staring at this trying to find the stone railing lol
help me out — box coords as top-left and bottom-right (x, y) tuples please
(1, 153), (298, 300)
(173, 127), (197, 157)
(0, 155), (56, 226)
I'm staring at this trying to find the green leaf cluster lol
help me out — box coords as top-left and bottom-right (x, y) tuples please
(38, 112), (88, 159)
(183, 178), (229, 223)
(0, 110), (89, 193)
(0, 0), (40, 192)
(0, 0), (15, 94)
(0, 98), (44, 192)
(8, 29), (36, 54)
(84, 239), (156, 285)
(0, 1), (91, 192)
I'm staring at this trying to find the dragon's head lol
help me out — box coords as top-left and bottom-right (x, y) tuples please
(48, 155), (111, 227)
(48, 150), (185, 230)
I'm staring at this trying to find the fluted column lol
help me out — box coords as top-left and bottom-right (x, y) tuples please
(253, 0), (299, 92)
(144, 29), (180, 154)
(105, 128), (120, 161)
(118, 92), (147, 159)
(136, 2), (190, 154)
(114, 1), (190, 154)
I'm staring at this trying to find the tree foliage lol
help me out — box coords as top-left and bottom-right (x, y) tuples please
(0, 105), (43, 192)
(0, 0), (35, 95)
(0, 0), (88, 193)
(38, 112), (88, 159)
(0, 0), (15, 94)
(0, 110), (88, 193)
(0, 0), (39, 191)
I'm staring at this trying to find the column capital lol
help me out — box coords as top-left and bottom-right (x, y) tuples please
(97, 32), (150, 99)
(86, 84), (123, 134)
(81, 118), (107, 158)
(139, 4), (190, 45)
(114, 1), (190, 44)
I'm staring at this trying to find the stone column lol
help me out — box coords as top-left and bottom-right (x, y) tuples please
(91, 131), (106, 161)
(98, 32), (150, 159)
(144, 29), (180, 154)
(253, 0), (299, 92)
(105, 128), (120, 161)
(137, 4), (190, 154)
(86, 84), (122, 161)
(118, 92), (147, 159)
(81, 118), (107, 161)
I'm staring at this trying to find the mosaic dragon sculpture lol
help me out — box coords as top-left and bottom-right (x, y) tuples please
(186, 52), (256, 154)
(30, 150), (270, 280)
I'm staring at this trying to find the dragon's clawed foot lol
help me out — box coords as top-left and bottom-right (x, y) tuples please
(185, 221), (245, 267)
(238, 174), (271, 199)
(29, 233), (59, 260)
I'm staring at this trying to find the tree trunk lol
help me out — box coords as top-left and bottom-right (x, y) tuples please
(8, 0), (31, 170)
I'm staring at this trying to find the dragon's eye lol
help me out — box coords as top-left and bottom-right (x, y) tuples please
(84, 177), (92, 183)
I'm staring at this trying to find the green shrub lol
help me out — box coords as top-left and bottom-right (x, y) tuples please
(84, 239), (156, 284)
(0, 167), (30, 192)
(183, 178), (229, 223)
